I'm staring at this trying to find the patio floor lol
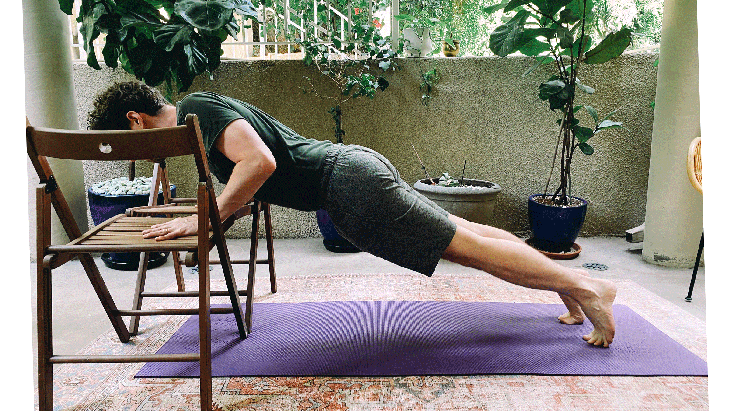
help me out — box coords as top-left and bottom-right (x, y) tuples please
(28, 235), (706, 405)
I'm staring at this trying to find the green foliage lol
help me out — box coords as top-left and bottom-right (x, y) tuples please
(59, 0), (258, 92)
(420, 67), (441, 106)
(299, 22), (398, 143)
(486, 0), (630, 204)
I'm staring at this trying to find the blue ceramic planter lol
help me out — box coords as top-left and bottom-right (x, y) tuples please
(315, 209), (361, 253)
(88, 184), (176, 270)
(528, 194), (588, 253)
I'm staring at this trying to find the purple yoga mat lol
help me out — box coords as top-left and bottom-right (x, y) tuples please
(136, 301), (708, 377)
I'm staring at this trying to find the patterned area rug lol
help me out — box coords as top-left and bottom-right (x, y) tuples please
(49, 270), (709, 410)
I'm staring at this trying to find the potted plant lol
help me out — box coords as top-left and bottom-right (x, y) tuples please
(486, 0), (631, 256)
(88, 174), (176, 270)
(414, 172), (502, 225)
(441, 29), (460, 57)
(298, 23), (398, 252)
(58, 0), (259, 93)
(395, 3), (444, 57)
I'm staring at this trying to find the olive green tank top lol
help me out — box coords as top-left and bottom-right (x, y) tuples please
(176, 91), (337, 211)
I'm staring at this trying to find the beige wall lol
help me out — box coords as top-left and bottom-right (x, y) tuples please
(73, 54), (658, 239)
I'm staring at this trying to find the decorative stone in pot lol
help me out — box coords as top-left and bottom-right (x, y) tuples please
(527, 194), (588, 258)
(413, 175), (502, 225)
(88, 177), (176, 270)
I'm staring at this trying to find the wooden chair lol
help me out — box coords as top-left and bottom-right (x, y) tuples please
(27, 114), (261, 410)
(125, 160), (277, 336)
(685, 136), (703, 302)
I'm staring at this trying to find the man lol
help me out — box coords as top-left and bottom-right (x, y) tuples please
(88, 81), (617, 347)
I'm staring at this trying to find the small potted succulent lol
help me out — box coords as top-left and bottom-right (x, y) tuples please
(486, 0), (631, 256)
(88, 176), (176, 270)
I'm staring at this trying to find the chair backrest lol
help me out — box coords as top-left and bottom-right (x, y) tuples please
(27, 114), (211, 183)
(687, 137), (702, 194)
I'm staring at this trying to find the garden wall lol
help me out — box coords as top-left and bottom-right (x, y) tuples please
(73, 53), (658, 239)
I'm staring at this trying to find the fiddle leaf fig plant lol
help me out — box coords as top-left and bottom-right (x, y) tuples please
(488, 0), (632, 205)
(58, 0), (258, 92)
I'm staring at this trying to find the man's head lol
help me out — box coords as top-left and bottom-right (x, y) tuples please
(88, 81), (177, 130)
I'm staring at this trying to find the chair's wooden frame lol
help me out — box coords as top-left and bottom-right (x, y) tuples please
(27, 115), (271, 410)
(125, 160), (277, 336)
(686, 136), (703, 302)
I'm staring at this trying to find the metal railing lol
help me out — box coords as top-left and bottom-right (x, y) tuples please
(69, 0), (398, 62)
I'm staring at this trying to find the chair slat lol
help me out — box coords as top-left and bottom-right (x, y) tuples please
(28, 125), (198, 161)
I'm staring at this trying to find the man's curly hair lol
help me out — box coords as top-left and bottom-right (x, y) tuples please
(87, 81), (170, 130)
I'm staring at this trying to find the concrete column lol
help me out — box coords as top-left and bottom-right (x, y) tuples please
(24, 0), (89, 247)
(642, 0), (702, 267)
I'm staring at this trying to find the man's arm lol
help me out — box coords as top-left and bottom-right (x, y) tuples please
(142, 118), (276, 240)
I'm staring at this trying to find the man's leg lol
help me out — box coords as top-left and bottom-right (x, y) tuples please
(447, 215), (586, 324)
(441, 218), (617, 347)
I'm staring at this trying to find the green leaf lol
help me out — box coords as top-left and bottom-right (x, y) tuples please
(230, 0), (258, 20)
(584, 105), (599, 123)
(578, 142), (594, 155)
(532, 0), (573, 17)
(538, 79), (565, 100)
(58, 0), (74, 15)
(332, 38), (341, 49)
(504, 0), (531, 12)
(565, 0), (594, 21)
(584, 27), (633, 64)
(101, 37), (120, 68)
(574, 126), (594, 143)
(597, 120), (623, 130)
(154, 24), (194, 51)
(489, 10), (529, 57)
(79, 2), (106, 69)
(377, 76), (389, 92)
(518, 38), (551, 56)
(575, 79), (594, 94)
(174, 0), (235, 31)
(600, 108), (619, 123)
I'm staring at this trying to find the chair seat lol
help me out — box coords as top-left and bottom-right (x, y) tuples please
(47, 214), (210, 254)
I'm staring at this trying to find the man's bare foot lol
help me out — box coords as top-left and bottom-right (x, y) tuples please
(557, 269), (589, 324)
(574, 277), (618, 348)
(557, 294), (584, 325)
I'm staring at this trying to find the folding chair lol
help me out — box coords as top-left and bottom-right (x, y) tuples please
(27, 114), (258, 410)
(685, 136), (703, 302)
(125, 160), (277, 336)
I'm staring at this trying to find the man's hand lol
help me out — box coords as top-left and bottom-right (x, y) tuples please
(142, 215), (198, 241)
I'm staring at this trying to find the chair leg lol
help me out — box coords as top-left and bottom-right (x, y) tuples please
(685, 232), (704, 302)
(172, 251), (186, 292)
(197, 185), (213, 410)
(36, 186), (54, 410)
(263, 203), (276, 294)
(246, 203), (260, 333)
(129, 252), (152, 335)
(198, 250), (213, 410)
(37, 260), (54, 411)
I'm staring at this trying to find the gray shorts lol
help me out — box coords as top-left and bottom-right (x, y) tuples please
(320, 145), (457, 276)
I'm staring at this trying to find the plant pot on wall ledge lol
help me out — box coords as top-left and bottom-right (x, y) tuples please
(527, 194), (588, 259)
(443, 40), (459, 57)
(413, 178), (502, 225)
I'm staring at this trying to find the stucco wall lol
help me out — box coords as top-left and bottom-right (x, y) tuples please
(73, 53), (657, 239)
